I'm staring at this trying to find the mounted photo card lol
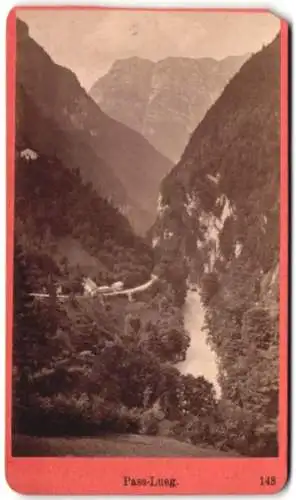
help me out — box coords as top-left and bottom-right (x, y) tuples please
(6, 5), (289, 495)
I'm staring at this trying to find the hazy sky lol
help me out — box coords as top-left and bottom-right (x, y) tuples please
(17, 9), (280, 90)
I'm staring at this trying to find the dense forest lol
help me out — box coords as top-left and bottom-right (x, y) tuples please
(153, 36), (280, 456)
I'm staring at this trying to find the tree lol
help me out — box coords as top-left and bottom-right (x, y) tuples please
(242, 307), (274, 350)
(13, 243), (44, 372)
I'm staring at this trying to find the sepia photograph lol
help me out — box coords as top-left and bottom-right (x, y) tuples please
(11, 7), (281, 462)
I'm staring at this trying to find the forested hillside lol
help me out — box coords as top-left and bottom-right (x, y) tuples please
(15, 145), (152, 291)
(153, 35), (280, 456)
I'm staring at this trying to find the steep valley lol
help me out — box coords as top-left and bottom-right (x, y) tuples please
(152, 34), (280, 456)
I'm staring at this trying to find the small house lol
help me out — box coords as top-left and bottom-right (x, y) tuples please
(82, 277), (98, 297)
(111, 281), (124, 291)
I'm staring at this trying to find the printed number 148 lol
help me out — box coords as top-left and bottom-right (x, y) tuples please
(260, 476), (276, 486)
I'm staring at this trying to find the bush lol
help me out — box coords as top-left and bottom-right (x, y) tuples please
(14, 392), (143, 437)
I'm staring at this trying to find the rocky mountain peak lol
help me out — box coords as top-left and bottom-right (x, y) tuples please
(90, 53), (248, 162)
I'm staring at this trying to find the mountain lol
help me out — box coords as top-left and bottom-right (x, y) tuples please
(16, 19), (172, 234)
(152, 36), (280, 456)
(90, 54), (248, 162)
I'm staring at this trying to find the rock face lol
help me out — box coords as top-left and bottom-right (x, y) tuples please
(16, 19), (172, 234)
(90, 55), (248, 162)
(152, 36), (280, 456)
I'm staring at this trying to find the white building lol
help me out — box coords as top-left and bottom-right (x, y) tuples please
(82, 277), (98, 297)
(111, 281), (124, 291)
(20, 148), (39, 161)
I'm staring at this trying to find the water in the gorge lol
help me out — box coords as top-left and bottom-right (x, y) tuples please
(178, 289), (221, 398)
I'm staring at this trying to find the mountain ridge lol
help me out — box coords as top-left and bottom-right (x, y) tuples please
(16, 18), (172, 234)
(90, 53), (248, 162)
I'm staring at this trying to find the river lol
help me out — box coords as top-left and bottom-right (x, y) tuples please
(178, 290), (221, 398)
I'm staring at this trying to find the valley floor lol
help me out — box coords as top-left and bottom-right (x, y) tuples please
(12, 434), (237, 457)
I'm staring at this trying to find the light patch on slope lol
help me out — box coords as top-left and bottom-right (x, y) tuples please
(152, 236), (160, 248)
(234, 241), (243, 258)
(198, 194), (234, 271)
(218, 194), (233, 224)
(270, 264), (279, 286)
(164, 229), (174, 240)
(259, 214), (268, 233)
(184, 192), (198, 216)
(206, 173), (220, 185)
(157, 194), (169, 216)
(199, 211), (220, 272)
(118, 205), (129, 215)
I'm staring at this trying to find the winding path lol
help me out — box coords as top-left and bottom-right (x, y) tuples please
(102, 274), (158, 297)
(29, 274), (159, 301)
